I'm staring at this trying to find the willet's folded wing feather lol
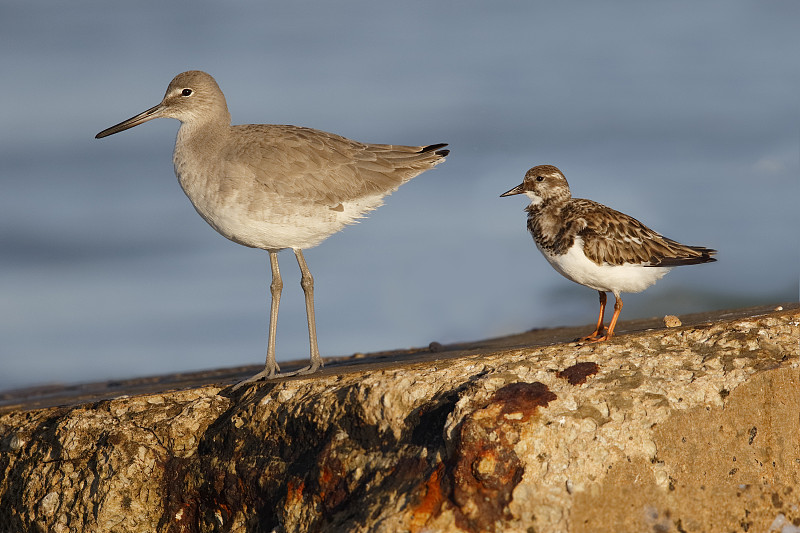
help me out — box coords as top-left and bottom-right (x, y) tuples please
(226, 125), (447, 206)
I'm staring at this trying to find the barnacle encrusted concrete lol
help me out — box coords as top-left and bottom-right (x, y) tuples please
(0, 305), (797, 532)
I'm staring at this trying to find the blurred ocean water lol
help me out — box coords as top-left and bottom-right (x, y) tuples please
(0, 1), (797, 390)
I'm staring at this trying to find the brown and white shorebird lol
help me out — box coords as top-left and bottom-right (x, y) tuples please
(96, 70), (448, 387)
(501, 164), (716, 342)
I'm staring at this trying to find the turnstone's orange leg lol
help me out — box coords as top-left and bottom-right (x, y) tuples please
(590, 295), (623, 342)
(580, 291), (607, 341)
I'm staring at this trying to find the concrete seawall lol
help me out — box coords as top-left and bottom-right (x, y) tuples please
(1, 303), (797, 532)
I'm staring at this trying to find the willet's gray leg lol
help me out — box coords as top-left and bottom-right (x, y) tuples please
(231, 250), (284, 390)
(294, 249), (324, 374)
(265, 250), (283, 374)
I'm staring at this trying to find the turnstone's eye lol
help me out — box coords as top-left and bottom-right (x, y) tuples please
(536, 176), (544, 182)
(181, 88), (193, 97)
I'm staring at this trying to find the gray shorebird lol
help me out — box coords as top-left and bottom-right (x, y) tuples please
(96, 70), (448, 387)
(501, 164), (716, 342)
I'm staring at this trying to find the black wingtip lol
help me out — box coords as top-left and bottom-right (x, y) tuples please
(655, 247), (718, 267)
(420, 143), (448, 155)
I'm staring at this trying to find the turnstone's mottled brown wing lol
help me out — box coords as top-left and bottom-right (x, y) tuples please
(571, 199), (717, 267)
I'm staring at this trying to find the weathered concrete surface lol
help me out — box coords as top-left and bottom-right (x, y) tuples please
(0, 304), (798, 532)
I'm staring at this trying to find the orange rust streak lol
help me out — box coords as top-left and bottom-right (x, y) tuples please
(409, 463), (446, 532)
(285, 479), (305, 506)
(319, 466), (333, 486)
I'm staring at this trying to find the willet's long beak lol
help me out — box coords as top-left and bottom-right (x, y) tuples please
(95, 103), (164, 139)
(500, 183), (525, 197)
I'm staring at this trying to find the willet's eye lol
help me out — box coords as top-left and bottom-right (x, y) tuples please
(536, 176), (544, 182)
(181, 89), (193, 97)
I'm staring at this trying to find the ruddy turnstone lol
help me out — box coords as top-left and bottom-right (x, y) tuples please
(501, 164), (716, 342)
(96, 71), (448, 387)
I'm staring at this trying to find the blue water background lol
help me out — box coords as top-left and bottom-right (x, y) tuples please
(1, 1), (797, 390)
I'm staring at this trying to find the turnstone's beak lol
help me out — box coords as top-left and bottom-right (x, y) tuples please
(500, 183), (525, 197)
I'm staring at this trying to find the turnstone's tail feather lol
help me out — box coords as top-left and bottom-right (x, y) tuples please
(651, 242), (717, 267)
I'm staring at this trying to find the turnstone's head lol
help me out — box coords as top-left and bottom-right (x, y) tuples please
(500, 165), (571, 206)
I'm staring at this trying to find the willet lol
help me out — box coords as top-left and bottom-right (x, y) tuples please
(501, 165), (716, 341)
(96, 70), (448, 388)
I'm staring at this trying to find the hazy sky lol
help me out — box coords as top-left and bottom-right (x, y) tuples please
(1, 1), (797, 390)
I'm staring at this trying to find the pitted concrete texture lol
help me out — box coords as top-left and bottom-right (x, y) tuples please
(0, 305), (797, 532)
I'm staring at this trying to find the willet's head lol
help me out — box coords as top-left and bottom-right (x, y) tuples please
(96, 70), (230, 138)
